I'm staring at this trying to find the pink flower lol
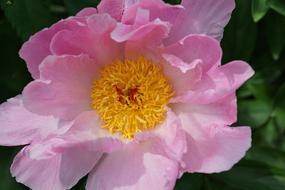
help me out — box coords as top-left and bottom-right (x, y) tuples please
(0, 0), (254, 189)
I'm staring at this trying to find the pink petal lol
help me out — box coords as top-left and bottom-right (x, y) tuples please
(111, 7), (171, 59)
(174, 61), (254, 104)
(27, 111), (123, 160)
(86, 14), (124, 66)
(50, 28), (95, 57)
(135, 108), (187, 162)
(163, 60), (202, 97)
(86, 142), (179, 190)
(172, 94), (237, 127)
(59, 145), (101, 187)
(111, 14), (170, 43)
(23, 55), (100, 120)
(121, 0), (183, 25)
(0, 96), (58, 146)
(76, 8), (97, 17)
(51, 14), (123, 67)
(179, 113), (251, 173)
(163, 35), (222, 72)
(19, 18), (87, 79)
(97, 0), (126, 21)
(177, 96), (250, 173)
(11, 146), (101, 190)
(165, 0), (235, 45)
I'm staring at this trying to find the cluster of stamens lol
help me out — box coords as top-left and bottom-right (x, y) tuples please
(90, 57), (173, 139)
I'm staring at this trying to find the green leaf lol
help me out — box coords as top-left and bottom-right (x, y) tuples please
(268, 0), (285, 16)
(0, 147), (27, 190)
(164, 0), (181, 5)
(265, 11), (285, 60)
(275, 109), (285, 133)
(246, 146), (285, 170)
(174, 174), (203, 190)
(246, 78), (272, 102)
(250, 54), (284, 83)
(273, 82), (285, 134)
(71, 176), (87, 190)
(0, 19), (31, 102)
(222, 0), (257, 62)
(258, 118), (280, 146)
(238, 99), (272, 128)
(252, 0), (269, 22)
(211, 160), (285, 190)
(0, 0), (56, 40)
(63, 0), (99, 15)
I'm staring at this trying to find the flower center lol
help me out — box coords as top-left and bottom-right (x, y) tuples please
(90, 57), (174, 139)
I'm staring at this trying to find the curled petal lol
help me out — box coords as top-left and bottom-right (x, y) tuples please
(111, 16), (170, 43)
(51, 14), (123, 67)
(173, 61), (254, 104)
(19, 18), (87, 79)
(163, 35), (222, 72)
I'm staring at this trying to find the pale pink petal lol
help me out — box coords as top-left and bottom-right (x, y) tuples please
(179, 111), (251, 173)
(50, 28), (95, 57)
(27, 111), (123, 160)
(111, 16), (170, 43)
(97, 0), (182, 24)
(161, 35), (222, 97)
(11, 148), (64, 190)
(86, 14), (124, 66)
(172, 94), (237, 127)
(111, 8), (171, 59)
(165, 0), (235, 45)
(11, 146), (101, 190)
(162, 35), (222, 72)
(121, 0), (183, 25)
(51, 14), (123, 67)
(23, 55), (100, 120)
(163, 60), (202, 97)
(86, 142), (179, 190)
(76, 7), (97, 17)
(59, 145), (101, 188)
(135, 108), (186, 162)
(162, 54), (203, 97)
(109, 4), (173, 59)
(19, 18), (86, 79)
(173, 61), (254, 104)
(97, 0), (126, 21)
(113, 19), (171, 59)
(0, 96), (58, 146)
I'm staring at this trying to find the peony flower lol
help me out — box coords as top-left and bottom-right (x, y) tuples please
(0, 0), (254, 189)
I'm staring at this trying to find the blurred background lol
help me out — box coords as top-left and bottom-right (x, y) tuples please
(0, 0), (285, 189)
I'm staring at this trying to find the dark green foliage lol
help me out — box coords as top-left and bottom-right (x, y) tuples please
(268, 0), (285, 16)
(265, 11), (285, 60)
(0, 0), (285, 189)
(222, 0), (257, 62)
(252, 0), (269, 22)
(63, 0), (100, 15)
(0, 0), (56, 40)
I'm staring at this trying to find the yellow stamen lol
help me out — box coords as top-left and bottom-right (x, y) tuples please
(90, 57), (173, 139)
